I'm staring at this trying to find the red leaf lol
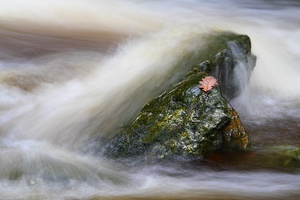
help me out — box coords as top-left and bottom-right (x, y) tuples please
(199, 76), (218, 92)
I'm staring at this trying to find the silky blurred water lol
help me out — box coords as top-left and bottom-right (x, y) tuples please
(0, 0), (299, 199)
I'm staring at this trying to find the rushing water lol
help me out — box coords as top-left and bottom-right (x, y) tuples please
(0, 0), (300, 199)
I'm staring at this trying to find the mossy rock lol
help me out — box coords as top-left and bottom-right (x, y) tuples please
(103, 33), (255, 160)
(264, 146), (300, 170)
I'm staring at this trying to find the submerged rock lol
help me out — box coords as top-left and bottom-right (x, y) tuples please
(104, 33), (255, 160)
(206, 146), (300, 172)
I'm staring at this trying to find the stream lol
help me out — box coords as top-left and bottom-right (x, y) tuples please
(0, 0), (299, 199)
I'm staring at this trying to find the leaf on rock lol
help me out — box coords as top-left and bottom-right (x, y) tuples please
(199, 76), (218, 92)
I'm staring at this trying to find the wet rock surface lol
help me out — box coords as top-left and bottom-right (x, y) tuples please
(103, 33), (255, 160)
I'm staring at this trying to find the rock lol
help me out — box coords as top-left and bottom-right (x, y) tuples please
(255, 146), (300, 171)
(206, 146), (300, 172)
(222, 109), (250, 150)
(105, 83), (230, 160)
(197, 33), (256, 100)
(103, 33), (255, 160)
(270, 146), (300, 170)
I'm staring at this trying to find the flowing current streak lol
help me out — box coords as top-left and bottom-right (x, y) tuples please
(0, 26), (209, 146)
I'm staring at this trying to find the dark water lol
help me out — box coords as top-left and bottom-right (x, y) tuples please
(0, 0), (299, 199)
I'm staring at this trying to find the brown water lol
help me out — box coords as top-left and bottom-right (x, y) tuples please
(0, 0), (299, 199)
